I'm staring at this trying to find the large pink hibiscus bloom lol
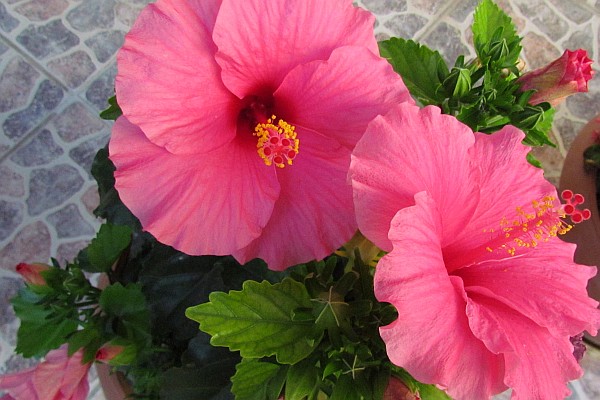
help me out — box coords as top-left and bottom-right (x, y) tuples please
(109, 0), (412, 271)
(349, 104), (600, 399)
(0, 346), (90, 400)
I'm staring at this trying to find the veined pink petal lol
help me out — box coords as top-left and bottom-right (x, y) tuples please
(350, 104), (478, 251)
(457, 240), (600, 337)
(233, 127), (356, 270)
(443, 126), (556, 269)
(376, 192), (505, 399)
(213, 0), (378, 98)
(34, 348), (89, 400)
(0, 346), (90, 400)
(109, 117), (280, 255)
(274, 46), (413, 149)
(116, 0), (239, 154)
(467, 293), (582, 400)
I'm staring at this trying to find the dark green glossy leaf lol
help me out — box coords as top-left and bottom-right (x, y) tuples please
(100, 95), (122, 120)
(83, 224), (132, 273)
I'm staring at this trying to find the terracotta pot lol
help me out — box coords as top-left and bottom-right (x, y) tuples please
(559, 114), (600, 346)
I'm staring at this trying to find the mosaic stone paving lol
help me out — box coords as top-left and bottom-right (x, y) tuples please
(0, 1), (599, 399)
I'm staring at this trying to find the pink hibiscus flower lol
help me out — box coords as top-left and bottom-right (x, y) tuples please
(109, 0), (412, 270)
(0, 346), (90, 400)
(349, 103), (600, 400)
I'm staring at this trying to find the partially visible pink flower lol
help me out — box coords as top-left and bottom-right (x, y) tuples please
(15, 263), (49, 286)
(0, 345), (91, 400)
(349, 104), (600, 400)
(517, 49), (594, 106)
(109, 0), (412, 271)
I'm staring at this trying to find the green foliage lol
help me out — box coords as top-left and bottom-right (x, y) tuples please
(378, 0), (555, 157)
(231, 359), (286, 400)
(472, 0), (521, 69)
(100, 95), (122, 120)
(79, 224), (132, 273)
(187, 279), (321, 364)
(378, 38), (449, 104)
(90, 146), (141, 230)
(12, 288), (79, 358)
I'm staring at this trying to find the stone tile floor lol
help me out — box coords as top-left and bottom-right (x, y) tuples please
(0, 0), (599, 399)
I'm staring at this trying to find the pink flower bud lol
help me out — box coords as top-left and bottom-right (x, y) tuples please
(95, 344), (126, 364)
(517, 49), (594, 107)
(15, 262), (50, 286)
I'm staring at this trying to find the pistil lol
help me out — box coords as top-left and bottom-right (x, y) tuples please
(254, 115), (299, 168)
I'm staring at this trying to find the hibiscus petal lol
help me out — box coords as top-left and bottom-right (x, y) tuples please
(109, 117), (280, 255)
(467, 292), (583, 400)
(273, 46), (413, 149)
(116, 0), (238, 154)
(350, 104), (478, 251)
(33, 348), (89, 400)
(375, 192), (505, 399)
(457, 240), (600, 337)
(445, 125), (557, 263)
(213, 0), (378, 98)
(233, 126), (356, 271)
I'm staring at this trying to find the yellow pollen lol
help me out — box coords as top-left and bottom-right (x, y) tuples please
(253, 115), (299, 168)
(483, 196), (572, 257)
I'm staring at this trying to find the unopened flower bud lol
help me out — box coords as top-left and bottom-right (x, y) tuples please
(15, 262), (50, 286)
(517, 49), (593, 107)
(96, 343), (136, 366)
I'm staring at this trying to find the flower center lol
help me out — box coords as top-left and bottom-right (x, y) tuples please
(253, 115), (299, 168)
(483, 191), (590, 257)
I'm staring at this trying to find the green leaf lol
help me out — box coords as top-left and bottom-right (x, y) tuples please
(231, 359), (284, 400)
(99, 95), (122, 120)
(378, 38), (449, 104)
(84, 224), (132, 273)
(284, 358), (320, 400)
(12, 289), (78, 357)
(160, 362), (238, 400)
(394, 369), (451, 400)
(99, 283), (151, 345)
(89, 147), (141, 230)
(472, 0), (521, 65)
(329, 374), (362, 400)
(186, 279), (322, 364)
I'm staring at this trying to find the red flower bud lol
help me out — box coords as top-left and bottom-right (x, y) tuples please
(95, 344), (126, 364)
(517, 49), (594, 107)
(15, 262), (50, 286)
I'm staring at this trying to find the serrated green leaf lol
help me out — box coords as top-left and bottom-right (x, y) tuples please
(99, 95), (122, 120)
(85, 224), (132, 273)
(472, 0), (521, 65)
(231, 359), (282, 400)
(379, 38), (449, 104)
(12, 289), (78, 357)
(186, 279), (322, 364)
